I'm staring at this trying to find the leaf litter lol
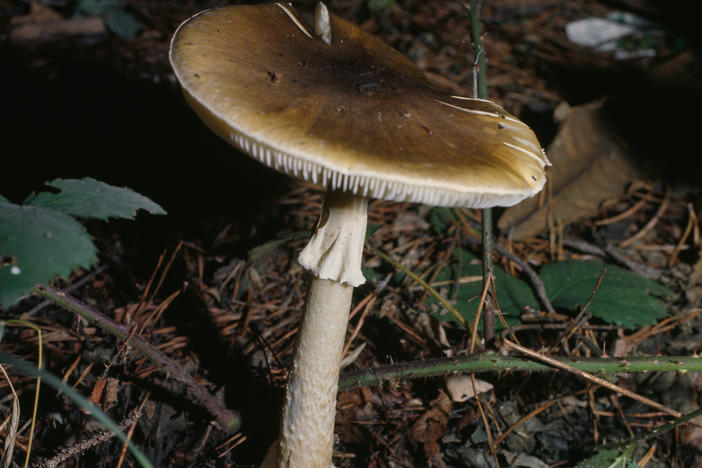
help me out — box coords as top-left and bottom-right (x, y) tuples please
(2, 0), (702, 467)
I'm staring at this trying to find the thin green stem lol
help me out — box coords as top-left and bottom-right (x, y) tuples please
(338, 353), (702, 390)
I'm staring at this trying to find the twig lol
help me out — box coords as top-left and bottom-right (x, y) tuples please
(669, 203), (696, 266)
(594, 199), (648, 226)
(467, 0), (495, 345)
(561, 239), (663, 279)
(115, 395), (150, 468)
(21, 265), (108, 319)
(36, 285), (241, 432)
(502, 339), (682, 418)
(38, 408), (143, 468)
(494, 401), (554, 448)
(463, 235), (556, 315)
(603, 407), (702, 451)
(550, 266), (607, 353)
(620, 188), (670, 248)
(365, 243), (472, 334)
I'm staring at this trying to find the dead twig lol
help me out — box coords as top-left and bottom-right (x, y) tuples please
(37, 408), (143, 468)
(36, 285), (241, 433)
(620, 188), (671, 248)
(502, 339), (683, 418)
(462, 235), (556, 315)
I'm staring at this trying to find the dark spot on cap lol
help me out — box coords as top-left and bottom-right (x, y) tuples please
(193, 73), (200, 78)
(356, 82), (377, 93)
(268, 71), (281, 83)
(498, 123), (504, 129)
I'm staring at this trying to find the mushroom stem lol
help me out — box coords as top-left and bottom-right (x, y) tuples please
(265, 191), (368, 467)
(276, 277), (353, 467)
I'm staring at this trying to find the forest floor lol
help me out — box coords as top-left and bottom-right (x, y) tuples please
(2, 0), (702, 466)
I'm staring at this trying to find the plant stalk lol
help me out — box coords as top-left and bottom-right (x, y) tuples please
(468, 0), (494, 343)
(36, 285), (241, 433)
(338, 353), (702, 390)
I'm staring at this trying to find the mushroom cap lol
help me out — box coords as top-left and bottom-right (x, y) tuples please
(169, 3), (548, 208)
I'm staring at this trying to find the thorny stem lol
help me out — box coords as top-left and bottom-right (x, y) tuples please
(338, 353), (702, 391)
(36, 285), (241, 433)
(468, 0), (495, 343)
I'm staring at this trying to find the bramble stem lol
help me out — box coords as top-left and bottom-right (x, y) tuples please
(36, 285), (241, 433)
(338, 353), (702, 390)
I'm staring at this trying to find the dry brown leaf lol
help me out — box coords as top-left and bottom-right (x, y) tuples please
(90, 377), (119, 410)
(499, 100), (644, 239)
(90, 377), (108, 407)
(409, 390), (452, 460)
(445, 375), (493, 402)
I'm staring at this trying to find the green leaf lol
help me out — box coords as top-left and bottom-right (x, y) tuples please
(0, 202), (97, 307)
(104, 8), (141, 38)
(426, 249), (538, 328)
(427, 207), (458, 234)
(574, 448), (641, 468)
(26, 178), (165, 220)
(75, 0), (126, 16)
(368, 0), (396, 12)
(540, 260), (671, 328)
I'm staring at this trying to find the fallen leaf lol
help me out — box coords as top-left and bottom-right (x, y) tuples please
(90, 377), (107, 407)
(409, 390), (452, 460)
(499, 100), (644, 239)
(445, 375), (493, 402)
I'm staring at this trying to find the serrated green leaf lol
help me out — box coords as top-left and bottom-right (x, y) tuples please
(426, 248), (538, 328)
(540, 260), (671, 328)
(574, 447), (641, 468)
(26, 178), (165, 220)
(0, 201), (97, 307)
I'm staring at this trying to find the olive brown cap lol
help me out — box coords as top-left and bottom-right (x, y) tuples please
(169, 3), (548, 209)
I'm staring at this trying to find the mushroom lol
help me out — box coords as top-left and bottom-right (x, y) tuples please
(169, 3), (548, 467)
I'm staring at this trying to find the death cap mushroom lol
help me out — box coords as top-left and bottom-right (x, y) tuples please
(169, 3), (549, 210)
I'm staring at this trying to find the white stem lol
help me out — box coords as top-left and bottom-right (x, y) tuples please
(276, 277), (352, 467)
(262, 192), (368, 468)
